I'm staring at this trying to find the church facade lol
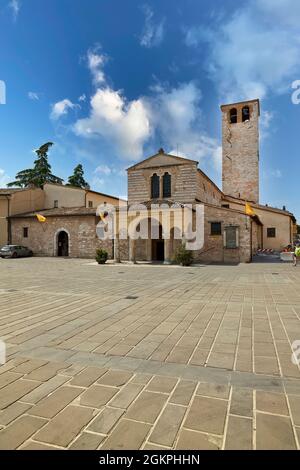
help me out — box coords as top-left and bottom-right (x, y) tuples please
(8, 99), (296, 263)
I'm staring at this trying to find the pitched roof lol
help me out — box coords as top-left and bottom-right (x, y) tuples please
(0, 188), (23, 195)
(127, 150), (198, 171)
(9, 207), (98, 218)
(43, 182), (126, 202)
(197, 169), (223, 195)
(223, 194), (295, 218)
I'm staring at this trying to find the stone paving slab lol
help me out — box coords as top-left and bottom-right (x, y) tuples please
(0, 258), (300, 449)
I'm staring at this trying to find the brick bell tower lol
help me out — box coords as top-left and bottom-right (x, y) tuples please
(221, 99), (260, 204)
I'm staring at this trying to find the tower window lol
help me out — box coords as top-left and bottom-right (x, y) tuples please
(54, 200), (58, 208)
(23, 227), (28, 238)
(163, 172), (171, 198)
(151, 173), (160, 199)
(242, 106), (250, 122)
(88, 201), (93, 208)
(230, 108), (238, 124)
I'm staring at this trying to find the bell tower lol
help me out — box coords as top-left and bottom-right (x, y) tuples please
(221, 99), (260, 203)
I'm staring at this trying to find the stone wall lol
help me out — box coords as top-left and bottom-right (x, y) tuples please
(192, 205), (252, 264)
(222, 100), (259, 203)
(224, 198), (293, 251)
(128, 159), (199, 204)
(196, 171), (222, 206)
(10, 215), (113, 259)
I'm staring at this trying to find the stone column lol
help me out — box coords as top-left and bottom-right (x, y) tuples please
(129, 238), (136, 264)
(114, 234), (121, 263)
(164, 239), (172, 265)
(146, 238), (152, 261)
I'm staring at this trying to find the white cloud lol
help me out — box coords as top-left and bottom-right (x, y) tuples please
(263, 168), (283, 180)
(94, 164), (127, 177)
(140, 4), (165, 48)
(144, 82), (221, 166)
(74, 47), (220, 168)
(78, 94), (86, 102)
(8, 0), (20, 21)
(0, 168), (11, 187)
(75, 88), (151, 160)
(261, 110), (274, 129)
(94, 164), (112, 176)
(50, 99), (77, 120)
(91, 176), (105, 190)
(271, 169), (282, 178)
(28, 92), (40, 101)
(184, 0), (300, 100)
(87, 48), (106, 85)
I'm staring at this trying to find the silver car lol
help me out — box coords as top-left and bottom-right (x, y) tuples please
(0, 245), (33, 258)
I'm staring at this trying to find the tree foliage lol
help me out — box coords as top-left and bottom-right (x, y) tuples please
(67, 164), (89, 189)
(7, 142), (63, 188)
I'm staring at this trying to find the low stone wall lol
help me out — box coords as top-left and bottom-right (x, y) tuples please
(10, 215), (113, 259)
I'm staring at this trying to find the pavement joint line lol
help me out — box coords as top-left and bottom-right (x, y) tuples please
(253, 390), (257, 450)
(187, 304), (218, 366)
(286, 393), (300, 450)
(221, 384), (232, 450)
(15, 347), (300, 394)
(233, 307), (243, 372)
(174, 373), (203, 449)
(137, 378), (181, 448)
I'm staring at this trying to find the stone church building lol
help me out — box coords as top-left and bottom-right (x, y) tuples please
(7, 99), (296, 263)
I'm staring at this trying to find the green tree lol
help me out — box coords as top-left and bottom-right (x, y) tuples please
(67, 164), (89, 189)
(7, 142), (63, 188)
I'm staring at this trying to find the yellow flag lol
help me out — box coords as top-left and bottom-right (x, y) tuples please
(245, 202), (255, 217)
(36, 214), (46, 223)
(99, 211), (109, 222)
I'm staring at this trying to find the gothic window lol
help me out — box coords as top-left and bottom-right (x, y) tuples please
(163, 172), (171, 198)
(230, 108), (238, 124)
(151, 173), (160, 199)
(242, 106), (250, 122)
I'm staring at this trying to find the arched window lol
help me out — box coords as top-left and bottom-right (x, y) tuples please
(163, 172), (171, 198)
(242, 106), (250, 122)
(151, 173), (160, 199)
(230, 108), (238, 124)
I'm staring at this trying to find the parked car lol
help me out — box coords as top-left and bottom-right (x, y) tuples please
(0, 245), (33, 259)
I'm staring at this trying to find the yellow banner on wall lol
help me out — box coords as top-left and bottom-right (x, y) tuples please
(245, 202), (256, 217)
(36, 214), (47, 223)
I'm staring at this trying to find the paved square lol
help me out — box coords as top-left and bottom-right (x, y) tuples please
(0, 257), (300, 449)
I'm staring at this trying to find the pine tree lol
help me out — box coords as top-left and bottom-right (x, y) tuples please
(7, 142), (63, 188)
(67, 164), (89, 189)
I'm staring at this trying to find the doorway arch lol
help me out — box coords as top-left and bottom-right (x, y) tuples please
(57, 230), (69, 257)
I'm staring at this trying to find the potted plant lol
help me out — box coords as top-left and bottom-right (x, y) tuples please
(95, 248), (108, 264)
(174, 243), (193, 266)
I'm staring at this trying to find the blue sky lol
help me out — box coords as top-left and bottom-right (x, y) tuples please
(0, 0), (300, 218)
